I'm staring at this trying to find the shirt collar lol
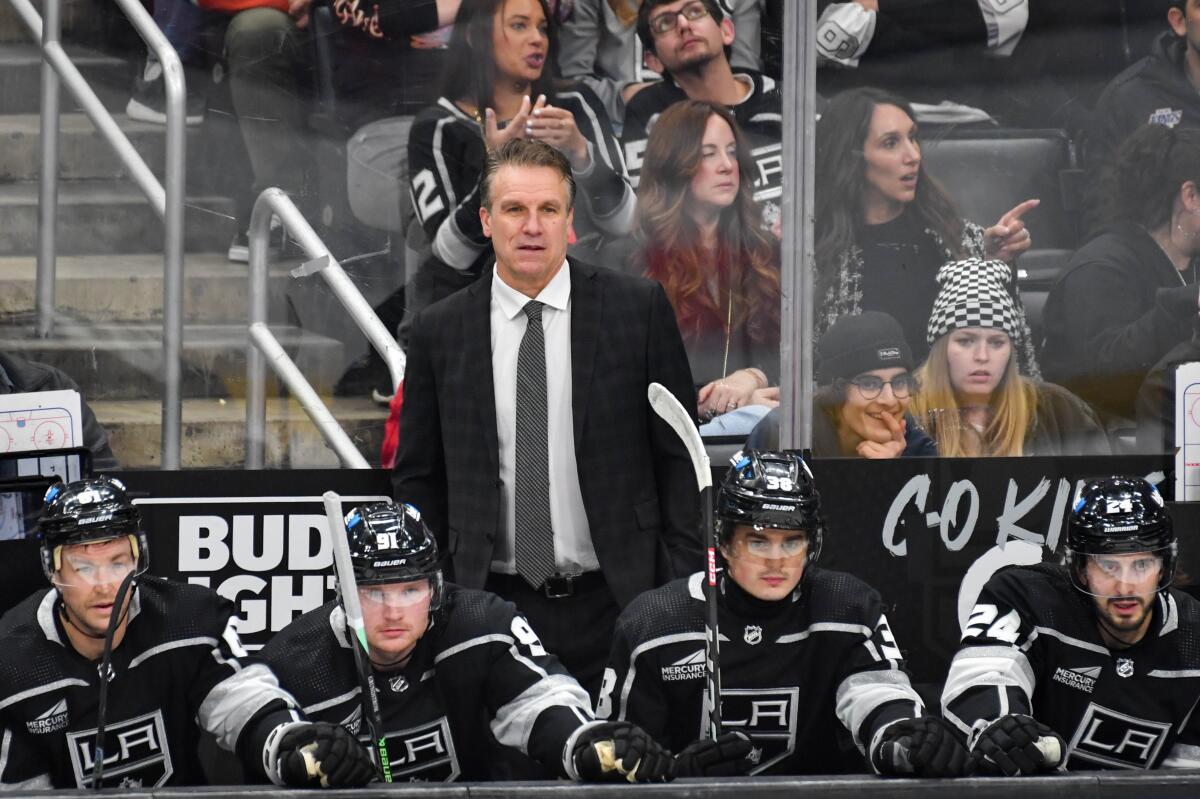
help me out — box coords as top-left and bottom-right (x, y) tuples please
(492, 260), (571, 320)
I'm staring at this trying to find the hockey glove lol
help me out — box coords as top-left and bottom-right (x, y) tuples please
(969, 714), (1065, 776)
(673, 731), (755, 778)
(264, 721), (377, 788)
(871, 716), (973, 778)
(572, 721), (674, 783)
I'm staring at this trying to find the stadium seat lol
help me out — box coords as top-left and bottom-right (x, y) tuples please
(920, 128), (1081, 251)
(1013, 248), (1072, 350)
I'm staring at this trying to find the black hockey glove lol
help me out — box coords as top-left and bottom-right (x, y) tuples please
(871, 716), (973, 778)
(969, 714), (1065, 777)
(673, 732), (756, 777)
(572, 721), (674, 783)
(265, 721), (377, 788)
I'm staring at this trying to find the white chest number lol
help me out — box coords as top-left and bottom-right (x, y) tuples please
(411, 169), (446, 223)
(963, 603), (1022, 644)
(510, 616), (548, 658)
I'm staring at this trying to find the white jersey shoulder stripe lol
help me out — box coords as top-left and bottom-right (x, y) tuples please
(776, 622), (872, 644)
(303, 684), (362, 715)
(1030, 625), (1109, 656)
(129, 636), (219, 670)
(0, 678), (90, 713)
(1146, 669), (1200, 679)
(434, 633), (513, 664)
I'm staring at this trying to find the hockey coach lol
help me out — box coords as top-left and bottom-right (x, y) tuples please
(943, 475), (1200, 773)
(393, 137), (700, 698)
(0, 476), (376, 790)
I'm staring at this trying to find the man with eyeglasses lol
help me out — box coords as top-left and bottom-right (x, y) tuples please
(623, 0), (783, 231)
(943, 476), (1200, 773)
(597, 450), (972, 778)
(259, 500), (676, 783)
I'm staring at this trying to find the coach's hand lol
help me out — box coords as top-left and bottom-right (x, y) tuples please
(970, 714), (1065, 776)
(572, 721), (674, 783)
(673, 732), (755, 777)
(872, 716), (973, 777)
(266, 721), (377, 788)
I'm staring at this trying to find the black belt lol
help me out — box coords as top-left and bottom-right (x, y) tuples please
(489, 570), (607, 599)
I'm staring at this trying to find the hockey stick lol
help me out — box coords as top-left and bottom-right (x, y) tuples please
(647, 383), (721, 741)
(91, 568), (138, 790)
(323, 491), (393, 783)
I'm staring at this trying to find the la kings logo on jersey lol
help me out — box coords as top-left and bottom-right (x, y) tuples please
(376, 717), (461, 781)
(711, 688), (798, 774)
(67, 710), (173, 788)
(26, 698), (69, 734)
(1066, 703), (1172, 769)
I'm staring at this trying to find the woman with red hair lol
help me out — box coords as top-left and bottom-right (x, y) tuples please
(634, 99), (781, 421)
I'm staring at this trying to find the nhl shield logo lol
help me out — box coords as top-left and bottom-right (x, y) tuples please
(1115, 658), (1134, 678)
(389, 674), (409, 693)
(743, 625), (763, 645)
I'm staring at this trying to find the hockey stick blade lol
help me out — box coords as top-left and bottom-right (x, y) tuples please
(323, 491), (393, 783)
(647, 383), (710, 491)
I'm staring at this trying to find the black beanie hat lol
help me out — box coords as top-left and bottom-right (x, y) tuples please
(817, 312), (913, 385)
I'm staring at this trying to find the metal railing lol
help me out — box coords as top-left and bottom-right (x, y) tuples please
(245, 188), (405, 470)
(10, 0), (187, 469)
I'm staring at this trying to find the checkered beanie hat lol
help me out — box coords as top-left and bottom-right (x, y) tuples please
(926, 258), (1020, 345)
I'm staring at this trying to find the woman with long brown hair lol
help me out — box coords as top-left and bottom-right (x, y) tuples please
(815, 87), (1041, 374)
(634, 98), (781, 420)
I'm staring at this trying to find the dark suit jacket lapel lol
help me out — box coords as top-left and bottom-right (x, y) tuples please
(464, 272), (500, 471)
(569, 259), (601, 447)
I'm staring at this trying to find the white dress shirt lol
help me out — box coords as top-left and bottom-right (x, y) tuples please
(490, 262), (599, 575)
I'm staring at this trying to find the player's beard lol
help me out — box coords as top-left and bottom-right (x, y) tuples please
(1094, 596), (1151, 645)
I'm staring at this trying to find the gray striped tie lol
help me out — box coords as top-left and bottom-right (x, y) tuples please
(514, 300), (555, 589)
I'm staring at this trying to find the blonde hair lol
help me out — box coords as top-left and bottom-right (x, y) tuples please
(911, 334), (1038, 457)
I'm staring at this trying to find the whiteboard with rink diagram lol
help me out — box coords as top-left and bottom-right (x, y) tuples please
(0, 390), (83, 454)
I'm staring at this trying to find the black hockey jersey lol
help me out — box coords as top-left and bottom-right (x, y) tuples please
(597, 569), (922, 774)
(620, 69), (782, 228)
(407, 86), (634, 275)
(258, 585), (595, 781)
(943, 563), (1200, 770)
(0, 578), (295, 789)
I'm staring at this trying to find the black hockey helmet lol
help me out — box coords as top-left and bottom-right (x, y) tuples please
(717, 449), (823, 562)
(37, 476), (148, 582)
(342, 501), (443, 610)
(1064, 476), (1176, 593)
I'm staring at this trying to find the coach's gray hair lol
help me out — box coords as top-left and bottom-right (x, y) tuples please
(480, 139), (577, 210)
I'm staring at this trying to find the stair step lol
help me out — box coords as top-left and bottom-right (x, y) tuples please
(0, 43), (131, 114)
(0, 320), (343, 400)
(0, 113), (208, 181)
(0, 181), (235, 255)
(0, 253), (298, 322)
(93, 397), (388, 468)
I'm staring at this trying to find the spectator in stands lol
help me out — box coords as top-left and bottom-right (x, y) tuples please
(557, 0), (763, 130)
(814, 87), (1040, 371)
(0, 352), (117, 470)
(126, 0), (216, 126)
(1136, 319), (1200, 454)
(404, 0), (634, 336)
(909, 259), (1109, 457)
(747, 312), (936, 458)
(627, 100), (779, 422)
(1042, 124), (1200, 427)
(622, 0), (782, 229)
(1085, 0), (1200, 234)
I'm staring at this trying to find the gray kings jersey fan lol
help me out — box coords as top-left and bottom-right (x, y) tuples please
(597, 569), (923, 774)
(943, 563), (1200, 769)
(258, 586), (594, 780)
(0, 578), (289, 789)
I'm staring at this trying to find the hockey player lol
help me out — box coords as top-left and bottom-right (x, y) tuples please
(943, 476), (1200, 773)
(259, 500), (675, 783)
(0, 476), (375, 790)
(597, 449), (971, 778)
